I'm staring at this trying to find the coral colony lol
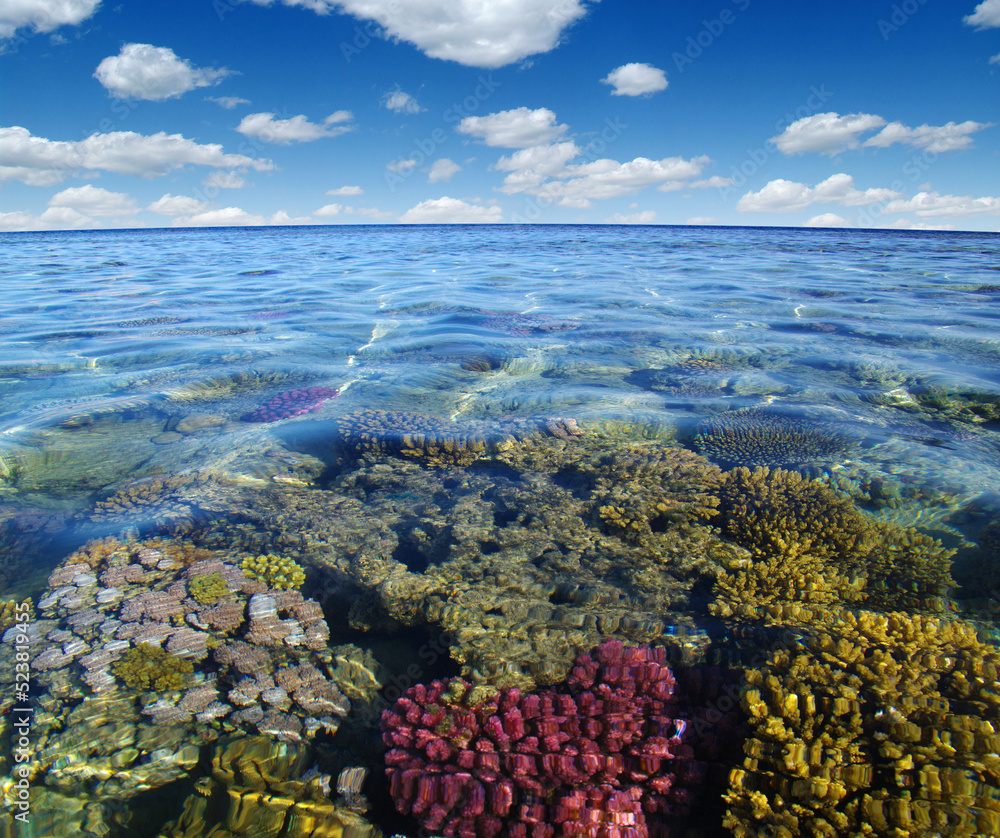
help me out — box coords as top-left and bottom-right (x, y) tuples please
(241, 386), (340, 422)
(380, 640), (695, 838)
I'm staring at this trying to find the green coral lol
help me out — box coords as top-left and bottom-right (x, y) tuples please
(188, 572), (229, 605)
(724, 609), (1000, 837)
(112, 644), (193, 692)
(241, 554), (305, 590)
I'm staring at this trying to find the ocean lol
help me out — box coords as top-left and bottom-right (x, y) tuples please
(1, 224), (999, 838)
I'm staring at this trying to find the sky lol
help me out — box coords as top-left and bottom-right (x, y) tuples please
(1, 0), (999, 231)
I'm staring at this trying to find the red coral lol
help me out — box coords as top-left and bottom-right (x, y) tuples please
(380, 641), (695, 838)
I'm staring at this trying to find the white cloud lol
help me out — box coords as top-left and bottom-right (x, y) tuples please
(689, 175), (733, 189)
(176, 207), (268, 226)
(686, 217), (718, 225)
(965, 0), (1000, 28)
(95, 44), (231, 100)
(737, 174), (905, 213)
(771, 112), (887, 155)
(607, 210), (657, 223)
(428, 158), (460, 182)
(269, 210), (314, 225)
(315, 203), (344, 217)
(399, 196), (503, 223)
(862, 120), (992, 152)
(0, 0), (101, 39)
(458, 107), (568, 148)
(0, 207), (98, 231)
(881, 191), (1000, 218)
(246, 0), (594, 67)
(511, 155), (709, 209)
(327, 185), (363, 196)
(805, 213), (850, 227)
(48, 184), (138, 217)
(495, 141), (581, 181)
(991, 52), (1000, 64)
(236, 110), (354, 144)
(601, 63), (668, 96)
(202, 170), (245, 189)
(386, 158), (418, 173)
(207, 96), (251, 109)
(383, 88), (423, 114)
(0, 125), (273, 185)
(147, 193), (211, 216)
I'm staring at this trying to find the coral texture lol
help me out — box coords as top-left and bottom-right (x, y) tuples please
(380, 640), (696, 838)
(241, 386), (339, 422)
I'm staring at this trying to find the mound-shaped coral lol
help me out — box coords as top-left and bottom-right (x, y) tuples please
(691, 409), (856, 469)
(723, 609), (1000, 837)
(241, 553), (306, 590)
(112, 644), (193, 692)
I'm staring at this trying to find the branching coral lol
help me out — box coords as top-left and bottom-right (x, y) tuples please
(723, 609), (1000, 837)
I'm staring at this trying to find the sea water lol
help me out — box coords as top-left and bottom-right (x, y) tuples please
(0, 224), (999, 837)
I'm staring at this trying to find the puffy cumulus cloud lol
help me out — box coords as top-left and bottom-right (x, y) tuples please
(94, 44), (231, 100)
(863, 120), (992, 152)
(236, 111), (354, 144)
(428, 158), (461, 182)
(805, 212), (850, 228)
(399, 196), (503, 223)
(207, 96), (251, 109)
(246, 0), (594, 67)
(146, 193), (212, 216)
(965, 0), (1000, 28)
(771, 112), (887, 155)
(690, 176), (733, 189)
(386, 158), (418, 173)
(175, 207), (268, 227)
(315, 203), (344, 217)
(0, 126), (273, 185)
(773, 112), (992, 156)
(202, 170), (245, 189)
(601, 63), (668, 96)
(0, 207), (98, 231)
(48, 184), (138, 217)
(881, 191), (1000, 218)
(458, 107), (568, 148)
(606, 210), (657, 223)
(505, 154), (708, 209)
(327, 185), (362, 196)
(495, 141), (581, 180)
(383, 88), (423, 114)
(0, 0), (101, 39)
(736, 174), (904, 213)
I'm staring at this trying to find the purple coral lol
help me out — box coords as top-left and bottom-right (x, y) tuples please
(241, 386), (339, 423)
(380, 641), (695, 838)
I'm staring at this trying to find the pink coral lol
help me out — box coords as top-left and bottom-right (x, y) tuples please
(380, 641), (694, 838)
(241, 386), (339, 423)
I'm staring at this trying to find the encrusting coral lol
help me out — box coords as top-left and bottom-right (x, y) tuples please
(723, 609), (1000, 837)
(188, 571), (229, 605)
(112, 645), (194, 692)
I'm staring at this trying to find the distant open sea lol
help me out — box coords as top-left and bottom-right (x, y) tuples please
(1, 224), (999, 838)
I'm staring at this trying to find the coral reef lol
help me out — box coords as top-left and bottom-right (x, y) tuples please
(241, 553), (306, 590)
(112, 644), (193, 691)
(723, 609), (1000, 837)
(90, 470), (231, 529)
(242, 386), (340, 422)
(158, 735), (380, 838)
(381, 640), (697, 838)
(189, 571), (229, 605)
(708, 466), (956, 615)
(691, 409), (857, 469)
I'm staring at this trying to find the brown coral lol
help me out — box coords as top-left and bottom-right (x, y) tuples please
(723, 609), (1000, 837)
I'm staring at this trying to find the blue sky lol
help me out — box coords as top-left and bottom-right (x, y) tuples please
(1, 0), (998, 230)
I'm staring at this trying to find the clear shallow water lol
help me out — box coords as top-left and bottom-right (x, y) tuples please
(0, 224), (999, 838)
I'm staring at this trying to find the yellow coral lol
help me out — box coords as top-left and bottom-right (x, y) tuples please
(241, 554), (306, 590)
